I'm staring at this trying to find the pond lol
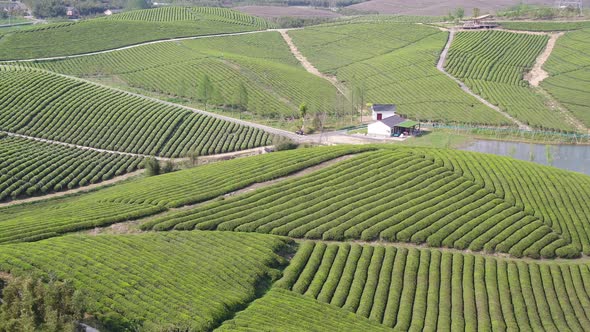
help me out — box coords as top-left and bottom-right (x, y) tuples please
(462, 140), (590, 176)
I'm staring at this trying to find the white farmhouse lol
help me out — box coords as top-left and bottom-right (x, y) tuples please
(367, 115), (420, 137)
(371, 104), (397, 121)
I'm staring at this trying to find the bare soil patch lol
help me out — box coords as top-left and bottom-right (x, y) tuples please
(525, 32), (564, 87)
(235, 6), (341, 18)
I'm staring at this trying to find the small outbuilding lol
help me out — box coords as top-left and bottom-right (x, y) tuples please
(367, 115), (420, 138)
(462, 14), (498, 29)
(371, 104), (397, 121)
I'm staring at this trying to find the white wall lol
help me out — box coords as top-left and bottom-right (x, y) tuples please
(368, 121), (391, 137)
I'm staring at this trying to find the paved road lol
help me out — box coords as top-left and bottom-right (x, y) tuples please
(436, 29), (532, 131)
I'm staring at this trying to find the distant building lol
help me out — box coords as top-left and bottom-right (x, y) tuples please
(371, 104), (397, 121)
(104, 9), (112, 15)
(66, 6), (79, 18)
(462, 14), (498, 29)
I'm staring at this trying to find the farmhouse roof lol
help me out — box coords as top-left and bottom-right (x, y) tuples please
(372, 104), (397, 113)
(474, 14), (492, 20)
(379, 115), (407, 128)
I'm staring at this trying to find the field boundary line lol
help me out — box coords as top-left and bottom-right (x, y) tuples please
(301, 239), (590, 264)
(1, 130), (272, 161)
(525, 32), (564, 86)
(0, 169), (145, 208)
(90, 154), (360, 235)
(436, 29), (532, 131)
(278, 29), (349, 97)
(0, 29), (296, 63)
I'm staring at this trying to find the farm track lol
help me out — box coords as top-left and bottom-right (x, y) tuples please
(278, 29), (349, 97)
(437, 29), (532, 131)
(0, 169), (145, 208)
(525, 32), (564, 86)
(303, 239), (590, 264)
(0, 130), (271, 161)
(89, 154), (359, 235)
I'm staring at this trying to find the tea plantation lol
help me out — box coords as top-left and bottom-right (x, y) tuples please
(1, 8), (589, 331)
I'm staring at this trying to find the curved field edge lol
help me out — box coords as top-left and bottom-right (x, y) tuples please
(0, 7), (272, 61)
(0, 146), (372, 244)
(142, 146), (589, 259)
(0, 66), (273, 157)
(0, 231), (291, 330)
(216, 288), (394, 331)
(0, 134), (143, 202)
(274, 241), (590, 331)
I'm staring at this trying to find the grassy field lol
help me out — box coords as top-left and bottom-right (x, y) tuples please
(276, 241), (590, 330)
(0, 146), (370, 243)
(542, 28), (590, 127)
(24, 32), (338, 119)
(0, 134), (142, 202)
(0, 7), (271, 60)
(0, 66), (271, 157)
(445, 30), (575, 131)
(0, 231), (290, 330)
(288, 22), (512, 126)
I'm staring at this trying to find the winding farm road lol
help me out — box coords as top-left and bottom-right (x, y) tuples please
(436, 29), (532, 131)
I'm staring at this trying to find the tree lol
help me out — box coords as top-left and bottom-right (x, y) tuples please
(235, 83), (248, 112)
(188, 149), (199, 167)
(125, 0), (150, 11)
(0, 275), (86, 332)
(32, 0), (66, 18)
(299, 103), (308, 131)
(455, 7), (465, 19)
(354, 82), (366, 123)
(197, 75), (214, 110)
(473, 7), (481, 18)
(144, 158), (160, 177)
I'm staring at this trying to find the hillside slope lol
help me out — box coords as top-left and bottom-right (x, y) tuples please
(0, 231), (290, 330)
(288, 22), (512, 125)
(23, 32), (338, 118)
(0, 66), (271, 157)
(0, 7), (271, 60)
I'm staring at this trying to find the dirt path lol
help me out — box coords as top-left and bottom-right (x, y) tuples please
(437, 29), (532, 131)
(278, 29), (349, 97)
(37, 69), (309, 143)
(0, 29), (286, 63)
(87, 154), (359, 235)
(525, 32), (564, 87)
(0, 169), (144, 208)
(1, 130), (271, 162)
(302, 239), (590, 264)
(535, 87), (589, 133)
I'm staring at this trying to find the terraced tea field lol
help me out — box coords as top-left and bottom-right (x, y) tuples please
(276, 241), (590, 331)
(0, 66), (271, 157)
(0, 7), (271, 60)
(445, 30), (575, 131)
(0, 145), (588, 330)
(1, 9), (589, 331)
(143, 147), (587, 259)
(0, 134), (142, 202)
(0, 146), (369, 243)
(288, 22), (512, 125)
(25, 32), (337, 118)
(542, 28), (590, 127)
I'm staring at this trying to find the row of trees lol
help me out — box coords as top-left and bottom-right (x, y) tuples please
(198, 75), (249, 112)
